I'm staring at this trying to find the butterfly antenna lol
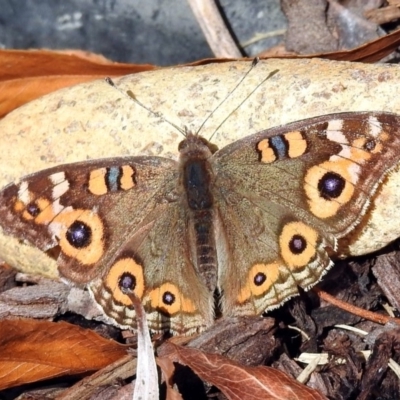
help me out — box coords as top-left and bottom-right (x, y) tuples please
(195, 58), (262, 137)
(208, 67), (279, 141)
(105, 77), (186, 136)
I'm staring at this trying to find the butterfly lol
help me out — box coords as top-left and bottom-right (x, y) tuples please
(0, 69), (399, 334)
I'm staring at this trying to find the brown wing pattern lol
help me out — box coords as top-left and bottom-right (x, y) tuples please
(212, 112), (400, 316)
(0, 156), (213, 334)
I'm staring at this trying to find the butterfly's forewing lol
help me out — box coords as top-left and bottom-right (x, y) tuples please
(0, 157), (213, 334)
(212, 112), (400, 316)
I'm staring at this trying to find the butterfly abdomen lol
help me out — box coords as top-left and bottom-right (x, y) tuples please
(180, 135), (218, 293)
(192, 208), (217, 292)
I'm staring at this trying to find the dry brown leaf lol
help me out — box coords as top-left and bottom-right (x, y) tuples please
(0, 49), (156, 118)
(161, 342), (328, 400)
(0, 49), (155, 81)
(0, 319), (127, 390)
(257, 27), (400, 62)
(157, 357), (184, 400)
(321, 26), (400, 62)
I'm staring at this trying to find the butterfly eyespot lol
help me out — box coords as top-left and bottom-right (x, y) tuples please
(288, 234), (307, 255)
(364, 139), (377, 151)
(66, 220), (92, 248)
(318, 171), (346, 200)
(304, 161), (355, 218)
(162, 291), (176, 306)
(119, 272), (136, 293)
(105, 258), (145, 306)
(253, 272), (267, 287)
(148, 283), (196, 315)
(280, 222), (318, 268)
(26, 202), (41, 217)
(16, 197), (54, 223)
(237, 262), (280, 304)
(53, 209), (105, 265)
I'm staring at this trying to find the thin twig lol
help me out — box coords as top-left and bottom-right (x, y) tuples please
(241, 29), (286, 48)
(313, 288), (400, 326)
(186, 0), (242, 58)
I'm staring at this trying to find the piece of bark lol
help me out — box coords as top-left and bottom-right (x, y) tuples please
(56, 354), (136, 400)
(372, 250), (400, 311)
(0, 273), (107, 325)
(359, 327), (400, 400)
(185, 316), (277, 366)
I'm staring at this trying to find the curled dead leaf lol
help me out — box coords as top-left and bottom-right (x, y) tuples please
(160, 342), (328, 400)
(0, 319), (127, 390)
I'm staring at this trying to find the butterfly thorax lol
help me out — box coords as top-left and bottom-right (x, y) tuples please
(178, 134), (218, 293)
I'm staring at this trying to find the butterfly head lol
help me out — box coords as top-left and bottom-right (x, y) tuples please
(178, 133), (218, 161)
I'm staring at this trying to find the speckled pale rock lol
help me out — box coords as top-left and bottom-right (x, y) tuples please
(1, 58), (400, 277)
